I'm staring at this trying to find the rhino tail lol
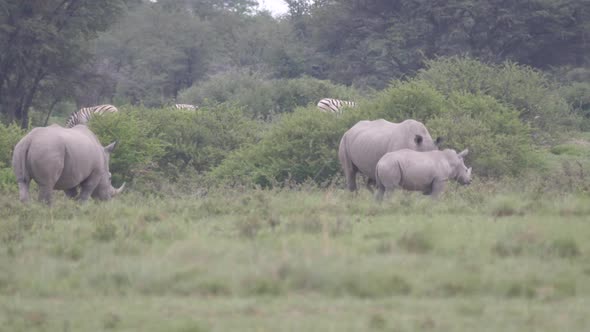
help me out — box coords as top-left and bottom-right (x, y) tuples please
(12, 135), (32, 184)
(339, 135), (358, 192)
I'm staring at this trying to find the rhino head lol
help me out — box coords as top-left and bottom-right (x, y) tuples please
(454, 149), (472, 185)
(92, 141), (125, 200)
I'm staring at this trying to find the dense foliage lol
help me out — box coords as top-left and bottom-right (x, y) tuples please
(0, 57), (587, 191)
(0, 0), (588, 192)
(1, 0), (588, 126)
(178, 72), (361, 120)
(89, 105), (261, 188)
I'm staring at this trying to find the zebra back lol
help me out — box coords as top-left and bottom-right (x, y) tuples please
(317, 98), (356, 115)
(174, 104), (197, 110)
(65, 104), (119, 128)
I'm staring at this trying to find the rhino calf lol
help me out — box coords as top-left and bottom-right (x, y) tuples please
(12, 124), (125, 204)
(374, 148), (472, 201)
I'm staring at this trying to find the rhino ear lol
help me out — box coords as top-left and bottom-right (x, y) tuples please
(414, 134), (423, 145)
(458, 149), (469, 158)
(104, 141), (118, 154)
(435, 137), (444, 146)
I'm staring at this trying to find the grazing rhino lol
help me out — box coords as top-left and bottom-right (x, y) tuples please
(374, 148), (472, 201)
(338, 119), (442, 192)
(12, 124), (125, 204)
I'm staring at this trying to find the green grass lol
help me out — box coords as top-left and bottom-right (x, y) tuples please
(0, 184), (590, 331)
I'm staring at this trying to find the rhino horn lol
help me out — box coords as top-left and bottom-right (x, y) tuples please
(458, 149), (469, 158)
(112, 182), (125, 196)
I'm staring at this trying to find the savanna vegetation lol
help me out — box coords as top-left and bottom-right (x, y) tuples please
(0, 0), (589, 331)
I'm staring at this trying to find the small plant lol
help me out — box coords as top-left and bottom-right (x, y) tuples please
(242, 276), (283, 296)
(102, 312), (121, 329)
(397, 231), (433, 254)
(368, 313), (387, 330)
(506, 282), (537, 299)
(490, 196), (524, 218)
(238, 216), (263, 238)
(92, 220), (118, 242)
(547, 238), (580, 258)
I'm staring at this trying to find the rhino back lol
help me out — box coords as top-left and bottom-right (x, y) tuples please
(26, 126), (106, 189)
(392, 150), (453, 190)
(343, 119), (434, 179)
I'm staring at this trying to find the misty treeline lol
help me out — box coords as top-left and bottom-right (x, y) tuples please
(0, 0), (589, 128)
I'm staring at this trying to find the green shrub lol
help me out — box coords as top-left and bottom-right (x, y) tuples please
(550, 144), (588, 156)
(0, 122), (25, 168)
(90, 107), (167, 184)
(354, 80), (448, 123)
(146, 104), (261, 174)
(560, 82), (590, 117)
(210, 107), (346, 187)
(559, 82), (590, 130)
(90, 105), (259, 188)
(427, 93), (537, 177)
(178, 70), (361, 119)
(417, 56), (578, 138)
(0, 167), (16, 192)
(0, 123), (25, 193)
(211, 79), (539, 186)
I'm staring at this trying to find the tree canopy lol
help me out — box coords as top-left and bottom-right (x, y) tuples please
(0, 0), (588, 127)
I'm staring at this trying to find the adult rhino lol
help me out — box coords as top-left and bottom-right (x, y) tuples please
(374, 148), (472, 201)
(12, 124), (125, 204)
(338, 119), (442, 192)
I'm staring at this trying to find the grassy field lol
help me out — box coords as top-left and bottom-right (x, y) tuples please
(0, 179), (589, 332)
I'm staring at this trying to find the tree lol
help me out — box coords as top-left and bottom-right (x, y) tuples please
(304, 0), (590, 88)
(0, 0), (129, 128)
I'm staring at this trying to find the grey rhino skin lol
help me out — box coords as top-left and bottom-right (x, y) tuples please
(374, 148), (472, 201)
(338, 119), (441, 192)
(12, 124), (124, 204)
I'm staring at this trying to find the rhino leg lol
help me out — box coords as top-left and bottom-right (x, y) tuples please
(343, 165), (359, 192)
(78, 185), (94, 202)
(374, 184), (385, 202)
(429, 179), (447, 199)
(78, 177), (100, 202)
(37, 185), (53, 205)
(17, 180), (30, 203)
(365, 178), (375, 193)
(65, 187), (78, 199)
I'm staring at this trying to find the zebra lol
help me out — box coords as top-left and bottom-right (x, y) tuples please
(174, 104), (197, 110)
(317, 98), (356, 115)
(65, 104), (119, 128)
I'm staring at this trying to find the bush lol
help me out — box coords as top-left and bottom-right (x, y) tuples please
(143, 104), (261, 175)
(354, 81), (537, 178)
(90, 107), (167, 185)
(210, 76), (540, 186)
(0, 123), (25, 168)
(353, 80), (448, 123)
(210, 107), (347, 187)
(417, 56), (578, 139)
(90, 105), (259, 189)
(559, 82), (590, 130)
(427, 93), (537, 177)
(178, 70), (361, 120)
(0, 123), (25, 192)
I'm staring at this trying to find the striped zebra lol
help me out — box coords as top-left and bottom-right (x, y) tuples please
(174, 104), (197, 110)
(65, 104), (119, 128)
(317, 98), (356, 115)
